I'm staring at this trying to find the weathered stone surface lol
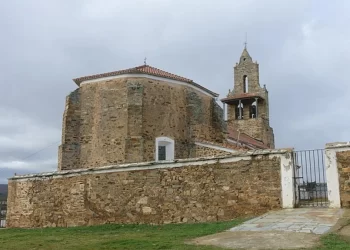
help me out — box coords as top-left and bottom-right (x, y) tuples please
(336, 151), (350, 207)
(58, 77), (225, 171)
(194, 145), (233, 158)
(6, 155), (282, 228)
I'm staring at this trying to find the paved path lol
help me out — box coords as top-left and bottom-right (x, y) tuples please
(190, 208), (344, 249)
(229, 208), (343, 234)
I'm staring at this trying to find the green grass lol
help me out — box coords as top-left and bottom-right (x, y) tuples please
(0, 219), (246, 250)
(1, 219), (349, 250)
(317, 234), (350, 250)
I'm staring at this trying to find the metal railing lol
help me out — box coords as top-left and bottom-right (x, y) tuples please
(0, 200), (7, 228)
(293, 149), (329, 207)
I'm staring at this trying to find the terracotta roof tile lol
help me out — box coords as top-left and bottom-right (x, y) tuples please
(228, 129), (269, 149)
(73, 65), (218, 97)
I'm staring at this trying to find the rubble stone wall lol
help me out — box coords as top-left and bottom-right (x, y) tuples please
(193, 144), (236, 158)
(58, 77), (224, 170)
(6, 151), (287, 228)
(336, 150), (350, 207)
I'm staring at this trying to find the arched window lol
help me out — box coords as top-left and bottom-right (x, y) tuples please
(250, 101), (257, 118)
(155, 137), (175, 161)
(235, 103), (244, 120)
(243, 75), (248, 93)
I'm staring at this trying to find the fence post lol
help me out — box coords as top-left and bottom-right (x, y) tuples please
(280, 149), (295, 208)
(325, 142), (350, 208)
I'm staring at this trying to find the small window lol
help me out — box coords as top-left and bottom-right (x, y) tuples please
(158, 146), (166, 161)
(243, 75), (248, 93)
(155, 137), (175, 161)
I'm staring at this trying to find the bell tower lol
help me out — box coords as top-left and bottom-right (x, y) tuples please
(221, 47), (275, 148)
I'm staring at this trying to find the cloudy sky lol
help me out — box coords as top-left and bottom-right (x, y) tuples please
(0, 0), (349, 183)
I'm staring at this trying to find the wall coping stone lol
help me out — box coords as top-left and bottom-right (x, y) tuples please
(8, 148), (293, 182)
(326, 142), (350, 149)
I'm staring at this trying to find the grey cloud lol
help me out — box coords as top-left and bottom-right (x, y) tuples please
(0, 0), (349, 183)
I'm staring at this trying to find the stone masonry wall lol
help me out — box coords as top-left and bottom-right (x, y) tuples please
(193, 145), (234, 158)
(58, 89), (81, 171)
(336, 151), (350, 207)
(6, 152), (283, 228)
(59, 79), (129, 170)
(58, 77), (224, 170)
(227, 118), (275, 149)
(233, 57), (260, 94)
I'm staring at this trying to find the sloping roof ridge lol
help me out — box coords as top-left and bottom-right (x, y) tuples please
(139, 64), (194, 83)
(228, 128), (268, 149)
(72, 64), (219, 97)
(240, 132), (263, 142)
(195, 139), (247, 151)
(239, 136), (268, 149)
(73, 64), (193, 84)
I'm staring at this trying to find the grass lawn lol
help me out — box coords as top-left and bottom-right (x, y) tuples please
(0, 219), (349, 250)
(317, 234), (350, 250)
(0, 219), (246, 250)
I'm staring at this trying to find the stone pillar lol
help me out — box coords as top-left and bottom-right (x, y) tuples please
(238, 100), (242, 119)
(325, 142), (350, 208)
(255, 97), (258, 118)
(280, 149), (295, 208)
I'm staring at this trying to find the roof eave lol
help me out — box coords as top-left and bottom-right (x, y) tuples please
(73, 75), (219, 98)
(73, 79), (80, 86)
(221, 95), (263, 103)
(190, 82), (218, 97)
(228, 137), (267, 149)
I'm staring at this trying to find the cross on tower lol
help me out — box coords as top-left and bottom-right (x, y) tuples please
(244, 32), (248, 48)
(144, 57), (147, 65)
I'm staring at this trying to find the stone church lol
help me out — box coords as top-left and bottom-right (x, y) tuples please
(7, 47), (279, 229)
(58, 47), (274, 171)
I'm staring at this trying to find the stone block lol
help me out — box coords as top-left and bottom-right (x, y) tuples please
(137, 197), (148, 205)
(142, 206), (152, 215)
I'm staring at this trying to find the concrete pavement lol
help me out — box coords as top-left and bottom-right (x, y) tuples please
(189, 208), (344, 249)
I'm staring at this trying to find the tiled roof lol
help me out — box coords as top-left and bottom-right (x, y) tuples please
(73, 64), (218, 97)
(228, 129), (269, 149)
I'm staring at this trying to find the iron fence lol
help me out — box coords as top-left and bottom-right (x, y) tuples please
(293, 149), (329, 207)
(0, 200), (6, 228)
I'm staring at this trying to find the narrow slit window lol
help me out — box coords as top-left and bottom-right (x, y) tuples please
(243, 75), (248, 93)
